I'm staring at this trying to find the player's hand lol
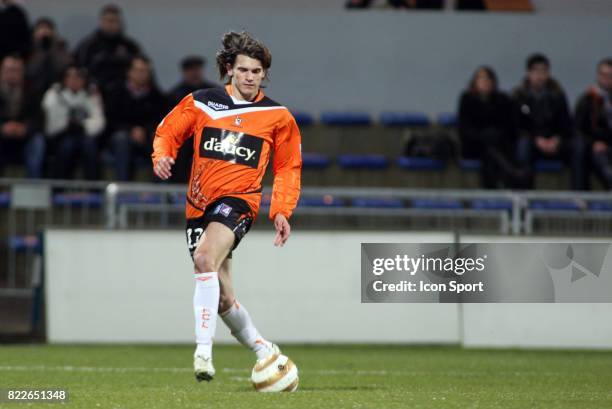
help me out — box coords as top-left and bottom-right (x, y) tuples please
(154, 156), (175, 180)
(273, 214), (291, 247)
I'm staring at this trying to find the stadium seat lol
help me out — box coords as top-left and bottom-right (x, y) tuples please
(534, 160), (563, 173)
(260, 193), (272, 206)
(299, 195), (344, 207)
(529, 200), (581, 211)
(437, 112), (458, 127)
(379, 111), (430, 127)
(471, 199), (513, 211)
(396, 156), (445, 171)
(53, 192), (103, 208)
(351, 197), (405, 208)
(320, 111), (371, 126)
(458, 159), (481, 171)
(411, 198), (463, 209)
(302, 153), (331, 169)
(0, 191), (10, 207)
(588, 201), (612, 212)
(9, 235), (42, 253)
(291, 111), (315, 126)
(168, 193), (187, 205)
(117, 193), (164, 205)
(338, 154), (389, 170)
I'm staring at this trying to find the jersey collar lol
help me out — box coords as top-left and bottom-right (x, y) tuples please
(225, 84), (265, 104)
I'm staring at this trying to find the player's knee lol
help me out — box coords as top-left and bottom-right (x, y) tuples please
(193, 249), (218, 273)
(218, 293), (233, 313)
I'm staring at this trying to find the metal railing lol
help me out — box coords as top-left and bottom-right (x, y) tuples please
(2, 178), (612, 291)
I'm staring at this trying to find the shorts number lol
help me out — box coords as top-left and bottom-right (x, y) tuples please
(186, 228), (204, 250)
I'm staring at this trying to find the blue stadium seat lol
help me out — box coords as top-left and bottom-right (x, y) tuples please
(167, 193), (186, 205)
(534, 160), (563, 172)
(379, 111), (430, 127)
(437, 112), (458, 127)
(118, 193), (164, 205)
(291, 111), (315, 126)
(351, 198), (405, 208)
(397, 156), (445, 170)
(53, 192), (103, 207)
(320, 111), (371, 126)
(588, 201), (612, 212)
(299, 195), (344, 207)
(458, 159), (481, 171)
(260, 193), (272, 206)
(302, 153), (331, 169)
(0, 191), (10, 207)
(338, 154), (389, 170)
(471, 199), (513, 211)
(411, 198), (462, 209)
(529, 200), (581, 211)
(9, 235), (42, 252)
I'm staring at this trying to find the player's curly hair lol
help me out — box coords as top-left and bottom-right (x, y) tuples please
(216, 31), (272, 82)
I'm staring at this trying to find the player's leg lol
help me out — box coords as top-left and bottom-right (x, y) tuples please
(191, 221), (234, 382)
(218, 258), (280, 361)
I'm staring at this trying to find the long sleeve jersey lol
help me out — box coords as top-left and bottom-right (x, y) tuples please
(152, 85), (302, 221)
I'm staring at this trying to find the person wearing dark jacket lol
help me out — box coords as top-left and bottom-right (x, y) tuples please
(0, 54), (44, 178)
(458, 66), (526, 189)
(513, 54), (587, 190)
(27, 17), (72, 100)
(106, 55), (166, 181)
(167, 56), (220, 184)
(0, 0), (31, 60)
(73, 4), (141, 96)
(575, 58), (612, 189)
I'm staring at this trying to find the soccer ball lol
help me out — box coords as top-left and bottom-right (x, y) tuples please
(251, 353), (299, 392)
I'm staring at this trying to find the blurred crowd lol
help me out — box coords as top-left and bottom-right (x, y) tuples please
(1, 1), (612, 191)
(0, 2), (219, 183)
(458, 55), (612, 190)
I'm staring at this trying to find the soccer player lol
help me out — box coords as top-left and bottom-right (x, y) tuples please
(152, 31), (302, 382)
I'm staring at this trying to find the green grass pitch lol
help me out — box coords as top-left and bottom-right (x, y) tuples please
(0, 344), (611, 408)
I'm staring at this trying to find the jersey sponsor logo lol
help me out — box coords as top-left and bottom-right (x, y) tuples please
(207, 101), (229, 111)
(213, 203), (233, 217)
(199, 127), (262, 168)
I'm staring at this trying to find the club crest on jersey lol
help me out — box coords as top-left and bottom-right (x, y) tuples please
(199, 128), (263, 168)
(234, 116), (243, 127)
(207, 101), (229, 111)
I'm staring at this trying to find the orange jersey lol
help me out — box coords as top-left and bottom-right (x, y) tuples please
(152, 85), (302, 220)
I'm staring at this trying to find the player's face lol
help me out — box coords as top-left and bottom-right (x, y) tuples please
(227, 54), (266, 101)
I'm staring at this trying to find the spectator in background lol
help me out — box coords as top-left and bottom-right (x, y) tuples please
(0, 0), (31, 60)
(73, 4), (141, 96)
(575, 58), (612, 189)
(106, 55), (165, 181)
(42, 65), (105, 180)
(28, 17), (72, 100)
(0, 54), (44, 178)
(458, 66), (526, 189)
(167, 56), (220, 183)
(168, 56), (219, 106)
(346, 0), (443, 8)
(513, 54), (586, 190)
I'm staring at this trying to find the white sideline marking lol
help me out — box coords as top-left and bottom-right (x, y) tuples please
(0, 365), (559, 378)
(0, 365), (397, 376)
